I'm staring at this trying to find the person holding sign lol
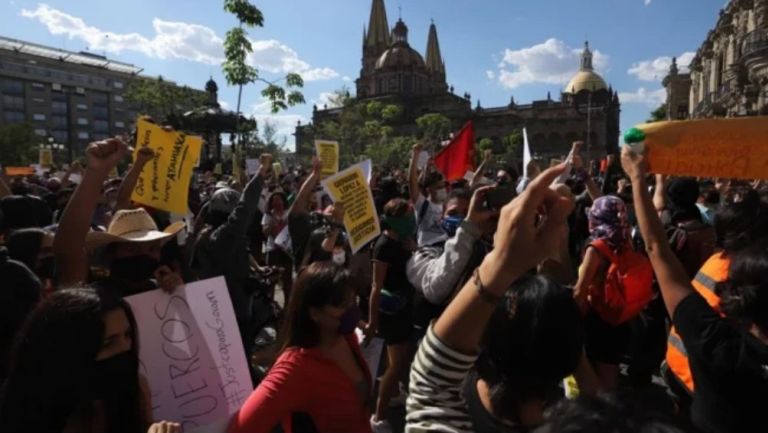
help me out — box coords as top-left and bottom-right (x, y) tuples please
(262, 191), (293, 302)
(0, 287), (180, 433)
(229, 262), (372, 433)
(409, 143), (451, 247)
(53, 138), (185, 297)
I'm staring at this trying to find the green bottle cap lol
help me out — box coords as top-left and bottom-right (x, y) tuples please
(624, 127), (646, 144)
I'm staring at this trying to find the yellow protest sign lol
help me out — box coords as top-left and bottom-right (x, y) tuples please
(322, 160), (380, 253)
(315, 140), (339, 177)
(636, 116), (768, 180)
(273, 162), (283, 177)
(39, 149), (53, 169)
(131, 119), (202, 214)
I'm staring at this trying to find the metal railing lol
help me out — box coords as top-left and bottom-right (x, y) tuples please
(742, 28), (768, 57)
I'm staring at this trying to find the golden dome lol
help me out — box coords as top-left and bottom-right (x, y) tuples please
(565, 70), (607, 94)
(375, 45), (426, 70)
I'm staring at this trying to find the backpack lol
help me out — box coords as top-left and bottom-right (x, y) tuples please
(666, 220), (717, 280)
(589, 239), (654, 326)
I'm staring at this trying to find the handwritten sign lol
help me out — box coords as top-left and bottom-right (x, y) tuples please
(125, 277), (252, 433)
(322, 160), (381, 253)
(131, 119), (202, 214)
(5, 166), (35, 176)
(39, 149), (53, 169)
(315, 140), (340, 177)
(638, 116), (768, 180)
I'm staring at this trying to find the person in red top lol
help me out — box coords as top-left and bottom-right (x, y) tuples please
(228, 262), (372, 433)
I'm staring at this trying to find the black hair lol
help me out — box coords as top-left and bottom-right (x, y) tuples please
(5, 228), (46, 271)
(0, 287), (146, 433)
(0, 248), (42, 380)
(714, 190), (768, 255)
(448, 188), (472, 202)
(267, 191), (288, 213)
(717, 239), (768, 332)
(278, 262), (352, 351)
(475, 275), (584, 422)
(420, 171), (444, 190)
(541, 393), (684, 433)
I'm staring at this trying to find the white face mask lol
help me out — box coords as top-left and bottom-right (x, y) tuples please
(332, 249), (346, 265)
(434, 188), (448, 203)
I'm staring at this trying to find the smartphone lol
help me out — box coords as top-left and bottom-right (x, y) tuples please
(485, 187), (516, 210)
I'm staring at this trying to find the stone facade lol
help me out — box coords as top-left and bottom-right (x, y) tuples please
(665, 0), (768, 119)
(296, 0), (621, 161)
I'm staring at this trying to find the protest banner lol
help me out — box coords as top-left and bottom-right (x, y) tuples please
(131, 118), (203, 214)
(126, 277), (252, 433)
(39, 148), (53, 169)
(5, 166), (35, 176)
(315, 140), (340, 177)
(321, 160), (381, 253)
(245, 158), (261, 177)
(635, 116), (768, 180)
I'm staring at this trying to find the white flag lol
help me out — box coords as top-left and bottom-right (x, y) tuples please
(522, 127), (532, 180)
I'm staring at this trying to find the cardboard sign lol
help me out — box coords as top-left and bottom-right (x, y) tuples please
(315, 140), (340, 177)
(637, 116), (768, 180)
(245, 158), (261, 177)
(39, 148), (53, 168)
(5, 166), (35, 176)
(131, 119), (203, 214)
(125, 277), (252, 433)
(321, 160), (381, 253)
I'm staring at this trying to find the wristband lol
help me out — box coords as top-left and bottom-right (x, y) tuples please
(473, 268), (504, 304)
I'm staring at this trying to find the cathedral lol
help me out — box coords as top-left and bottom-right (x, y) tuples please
(295, 0), (621, 161)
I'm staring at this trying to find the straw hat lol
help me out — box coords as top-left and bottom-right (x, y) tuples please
(86, 208), (184, 250)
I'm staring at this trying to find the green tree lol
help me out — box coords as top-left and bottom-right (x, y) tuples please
(648, 104), (667, 122)
(502, 130), (523, 157)
(0, 123), (38, 166)
(477, 138), (494, 152)
(221, 0), (305, 151)
(381, 104), (402, 123)
(415, 113), (452, 149)
(124, 76), (207, 123)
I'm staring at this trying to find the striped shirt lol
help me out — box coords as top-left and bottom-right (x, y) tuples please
(406, 325), (478, 433)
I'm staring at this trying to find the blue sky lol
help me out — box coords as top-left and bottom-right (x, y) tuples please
(1, 0), (729, 149)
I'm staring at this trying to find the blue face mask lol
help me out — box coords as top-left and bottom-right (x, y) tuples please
(441, 215), (465, 237)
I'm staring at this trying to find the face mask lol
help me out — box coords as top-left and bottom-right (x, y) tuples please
(110, 255), (160, 283)
(433, 188), (448, 203)
(441, 215), (465, 237)
(386, 216), (415, 240)
(332, 248), (346, 265)
(88, 350), (139, 399)
(36, 255), (56, 280)
(336, 305), (361, 335)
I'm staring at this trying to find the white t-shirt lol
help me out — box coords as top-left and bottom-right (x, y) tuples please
(415, 194), (447, 247)
(262, 210), (287, 252)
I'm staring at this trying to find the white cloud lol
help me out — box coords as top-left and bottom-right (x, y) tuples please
(342, 76), (353, 82)
(315, 92), (336, 108)
(645, 0), (652, 5)
(219, 101), (231, 110)
(628, 52), (695, 81)
(21, 4), (338, 81)
(496, 38), (609, 89)
(618, 87), (667, 106)
(250, 99), (307, 146)
(485, 70), (495, 80)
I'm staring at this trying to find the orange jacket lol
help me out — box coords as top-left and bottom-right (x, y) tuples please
(666, 252), (730, 392)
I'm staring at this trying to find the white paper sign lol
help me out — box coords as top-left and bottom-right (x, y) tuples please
(126, 277), (253, 433)
(417, 151), (430, 170)
(245, 158), (261, 177)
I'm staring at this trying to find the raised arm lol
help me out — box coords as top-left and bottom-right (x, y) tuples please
(653, 174), (667, 213)
(409, 142), (423, 203)
(470, 149), (493, 189)
(217, 156), (272, 240)
(115, 147), (155, 212)
(320, 203), (344, 253)
(621, 147), (694, 318)
(288, 156), (320, 218)
(54, 138), (129, 286)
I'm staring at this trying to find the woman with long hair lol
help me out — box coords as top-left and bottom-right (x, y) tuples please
(228, 262), (372, 433)
(0, 287), (178, 433)
(263, 191), (294, 301)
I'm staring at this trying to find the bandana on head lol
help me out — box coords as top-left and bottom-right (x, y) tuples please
(588, 195), (629, 250)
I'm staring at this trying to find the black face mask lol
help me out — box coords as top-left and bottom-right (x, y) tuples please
(88, 350), (139, 400)
(110, 255), (160, 283)
(37, 255), (56, 280)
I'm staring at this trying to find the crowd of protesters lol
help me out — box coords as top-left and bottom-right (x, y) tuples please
(0, 128), (766, 433)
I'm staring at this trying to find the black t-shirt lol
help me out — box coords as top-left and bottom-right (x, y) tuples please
(288, 212), (313, 269)
(372, 234), (413, 295)
(674, 293), (768, 433)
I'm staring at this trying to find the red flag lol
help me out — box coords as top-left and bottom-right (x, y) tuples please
(434, 121), (475, 181)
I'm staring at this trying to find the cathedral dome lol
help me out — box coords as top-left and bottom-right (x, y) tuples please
(565, 70), (607, 93)
(375, 45), (426, 70)
(564, 41), (607, 94)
